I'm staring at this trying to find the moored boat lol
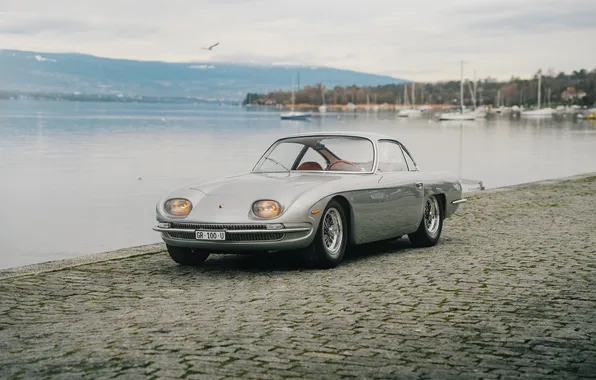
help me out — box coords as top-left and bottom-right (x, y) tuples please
(281, 73), (312, 120)
(398, 108), (423, 117)
(439, 112), (476, 121)
(438, 61), (476, 121)
(281, 111), (312, 120)
(521, 70), (553, 118)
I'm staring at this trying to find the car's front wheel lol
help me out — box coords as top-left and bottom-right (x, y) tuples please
(166, 245), (210, 266)
(311, 200), (348, 269)
(408, 195), (444, 247)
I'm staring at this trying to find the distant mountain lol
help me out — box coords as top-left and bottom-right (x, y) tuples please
(0, 50), (405, 101)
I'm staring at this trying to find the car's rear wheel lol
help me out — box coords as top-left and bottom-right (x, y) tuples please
(408, 195), (444, 247)
(166, 245), (210, 266)
(311, 200), (348, 269)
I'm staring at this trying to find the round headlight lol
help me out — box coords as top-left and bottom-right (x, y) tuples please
(252, 200), (281, 219)
(165, 198), (192, 216)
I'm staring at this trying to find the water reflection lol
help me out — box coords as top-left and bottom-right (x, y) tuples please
(0, 100), (594, 268)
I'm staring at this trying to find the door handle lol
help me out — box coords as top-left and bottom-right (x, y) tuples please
(415, 182), (423, 188)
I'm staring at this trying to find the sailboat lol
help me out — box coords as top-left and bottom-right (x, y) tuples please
(371, 94), (380, 112)
(398, 82), (422, 117)
(281, 74), (312, 120)
(521, 70), (554, 117)
(318, 84), (327, 113)
(245, 94), (254, 107)
(439, 61), (476, 121)
(467, 72), (488, 118)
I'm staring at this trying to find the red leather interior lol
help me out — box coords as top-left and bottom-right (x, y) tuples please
(326, 161), (361, 172)
(296, 161), (323, 170)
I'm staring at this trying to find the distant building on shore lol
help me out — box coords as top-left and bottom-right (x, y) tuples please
(561, 87), (587, 101)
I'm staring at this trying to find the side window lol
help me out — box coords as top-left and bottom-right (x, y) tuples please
(401, 148), (418, 171)
(377, 141), (408, 172)
(296, 148), (327, 170)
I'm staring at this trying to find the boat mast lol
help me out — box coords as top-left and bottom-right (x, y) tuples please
(467, 81), (476, 109)
(291, 75), (295, 112)
(537, 70), (541, 110)
(460, 60), (464, 113)
(473, 70), (477, 108)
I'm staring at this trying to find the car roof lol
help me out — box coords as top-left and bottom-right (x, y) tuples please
(285, 131), (397, 141)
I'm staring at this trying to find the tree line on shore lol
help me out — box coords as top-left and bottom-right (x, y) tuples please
(243, 68), (596, 108)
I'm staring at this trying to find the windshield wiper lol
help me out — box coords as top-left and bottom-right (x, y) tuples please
(264, 157), (289, 171)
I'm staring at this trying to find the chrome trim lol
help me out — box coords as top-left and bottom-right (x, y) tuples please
(152, 226), (310, 234)
(451, 199), (467, 204)
(153, 227), (202, 233)
(227, 228), (309, 234)
(170, 223), (266, 230)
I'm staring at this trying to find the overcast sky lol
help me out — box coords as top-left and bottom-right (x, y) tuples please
(1, 0), (595, 81)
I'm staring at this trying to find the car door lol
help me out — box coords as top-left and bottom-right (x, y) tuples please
(376, 140), (424, 236)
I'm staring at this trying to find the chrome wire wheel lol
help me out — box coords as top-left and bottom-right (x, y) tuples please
(322, 207), (343, 258)
(424, 196), (441, 237)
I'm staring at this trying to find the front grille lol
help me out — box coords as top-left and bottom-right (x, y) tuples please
(228, 232), (284, 242)
(170, 223), (267, 231)
(167, 231), (284, 242)
(168, 231), (196, 239)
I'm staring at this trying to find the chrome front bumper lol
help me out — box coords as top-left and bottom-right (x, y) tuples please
(152, 222), (315, 252)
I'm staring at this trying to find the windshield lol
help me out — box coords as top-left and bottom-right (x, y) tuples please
(253, 136), (375, 173)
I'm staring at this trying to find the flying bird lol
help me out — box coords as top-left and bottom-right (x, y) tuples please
(202, 42), (220, 51)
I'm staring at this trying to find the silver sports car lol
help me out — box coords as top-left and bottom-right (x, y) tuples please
(153, 132), (466, 268)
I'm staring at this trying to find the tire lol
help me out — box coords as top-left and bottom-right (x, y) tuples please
(166, 244), (210, 266)
(408, 195), (444, 247)
(311, 200), (348, 269)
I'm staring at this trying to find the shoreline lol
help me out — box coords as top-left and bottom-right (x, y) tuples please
(1, 171), (595, 280)
(249, 103), (453, 111)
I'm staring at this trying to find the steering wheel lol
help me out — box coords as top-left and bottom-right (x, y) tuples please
(327, 160), (360, 171)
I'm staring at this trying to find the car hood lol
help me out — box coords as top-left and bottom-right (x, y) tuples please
(159, 172), (348, 223)
(157, 172), (354, 223)
(191, 172), (338, 199)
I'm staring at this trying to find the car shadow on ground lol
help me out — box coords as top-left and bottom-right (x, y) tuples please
(161, 237), (420, 274)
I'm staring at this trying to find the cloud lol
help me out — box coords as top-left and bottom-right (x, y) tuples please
(0, 13), (157, 38)
(465, 6), (596, 34)
(0, 0), (595, 82)
(0, 18), (90, 35)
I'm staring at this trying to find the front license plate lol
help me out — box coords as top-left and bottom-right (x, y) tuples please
(195, 230), (226, 241)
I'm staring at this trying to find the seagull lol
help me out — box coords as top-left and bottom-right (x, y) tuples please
(202, 42), (219, 51)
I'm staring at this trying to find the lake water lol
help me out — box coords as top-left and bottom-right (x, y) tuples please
(1, 100), (595, 269)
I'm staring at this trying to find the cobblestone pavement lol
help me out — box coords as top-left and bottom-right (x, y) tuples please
(1, 176), (595, 379)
